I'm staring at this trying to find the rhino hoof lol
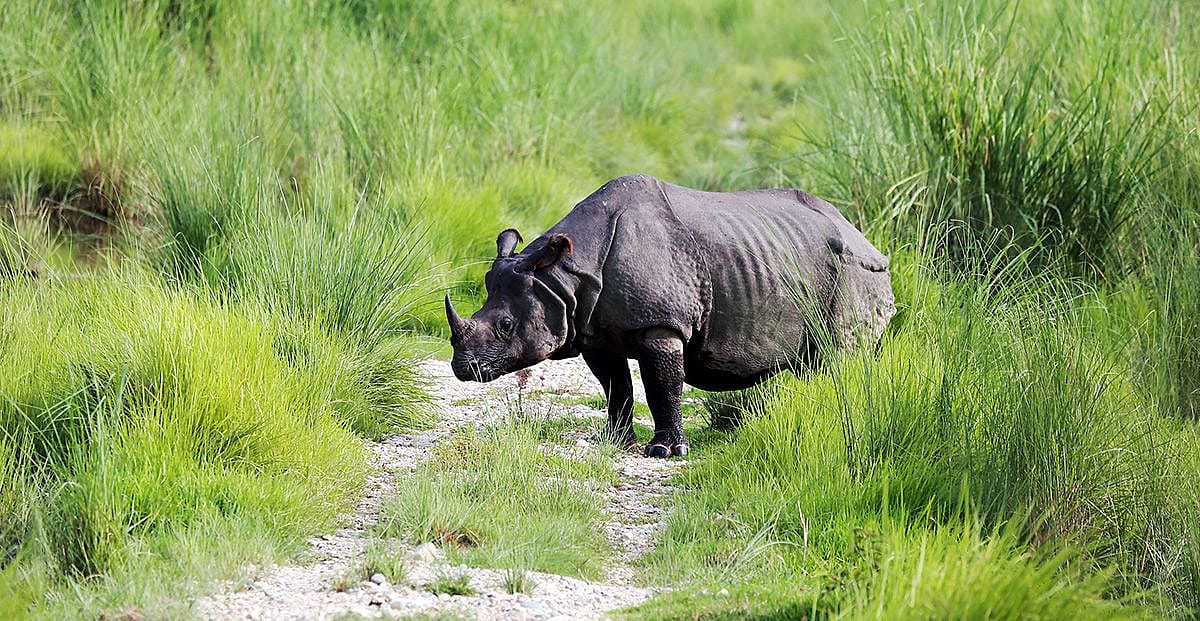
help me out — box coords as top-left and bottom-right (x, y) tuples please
(672, 444), (689, 457)
(644, 444), (671, 459)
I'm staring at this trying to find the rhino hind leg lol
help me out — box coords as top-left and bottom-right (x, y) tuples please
(636, 328), (689, 458)
(582, 350), (637, 448)
(709, 400), (743, 431)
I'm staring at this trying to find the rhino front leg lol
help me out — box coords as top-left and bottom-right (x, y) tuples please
(582, 350), (637, 448)
(636, 328), (689, 458)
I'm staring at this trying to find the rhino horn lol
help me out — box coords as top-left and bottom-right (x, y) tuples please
(497, 228), (523, 258)
(445, 294), (467, 339)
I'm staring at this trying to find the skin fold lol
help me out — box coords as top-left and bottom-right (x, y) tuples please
(446, 174), (895, 458)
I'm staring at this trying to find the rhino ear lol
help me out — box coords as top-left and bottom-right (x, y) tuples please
(497, 229), (523, 258)
(527, 234), (572, 271)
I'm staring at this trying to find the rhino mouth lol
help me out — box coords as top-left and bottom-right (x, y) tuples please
(451, 356), (503, 383)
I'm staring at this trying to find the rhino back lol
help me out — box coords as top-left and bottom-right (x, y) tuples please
(660, 182), (892, 378)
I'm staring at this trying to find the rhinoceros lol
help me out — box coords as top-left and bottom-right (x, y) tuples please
(445, 174), (895, 458)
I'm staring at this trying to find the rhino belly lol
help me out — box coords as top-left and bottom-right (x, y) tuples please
(684, 288), (815, 388)
(674, 206), (835, 389)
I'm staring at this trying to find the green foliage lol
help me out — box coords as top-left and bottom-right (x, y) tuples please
(379, 422), (614, 580)
(502, 567), (537, 595)
(0, 123), (77, 202)
(0, 551), (39, 621)
(835, 521), (1136, 620)
(207, 212), (436, 436)
(622, 584), (821, 621)
(0, 273), (383, 616)
(0, 223), (36, 280)
(812, 1), (1187, 276)
(1, 0), (1198, 618)
(1123, 207), (1200, 422)
(0, 0), (823, 615)
(638, 255), (1200, 618)
(2, 0), (832, 307)
(426, 573), (476, 597)
(630, 2), (1200, 616)
(629, 521), (1136, 620)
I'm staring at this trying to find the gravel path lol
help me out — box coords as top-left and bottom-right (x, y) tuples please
(195, 358), (680, 620)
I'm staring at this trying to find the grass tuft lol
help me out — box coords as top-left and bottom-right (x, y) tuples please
(364, 541), (409, 585)
(502, 568), (537, 596)
(378, 422), (614, 580)
(331, 540), (408, 592)
(426, 573), (476, 597)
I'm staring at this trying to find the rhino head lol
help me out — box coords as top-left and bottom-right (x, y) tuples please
(446, 228), (574, 382)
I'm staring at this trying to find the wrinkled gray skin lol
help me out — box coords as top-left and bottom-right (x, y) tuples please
(447, 174), (895, 458)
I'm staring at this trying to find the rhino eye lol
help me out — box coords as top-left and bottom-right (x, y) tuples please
(496, 316), (514, 337)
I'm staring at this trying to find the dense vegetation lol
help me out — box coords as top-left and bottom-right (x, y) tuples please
(632, 2), (1200, 618)
(1, 0), (1196, 618)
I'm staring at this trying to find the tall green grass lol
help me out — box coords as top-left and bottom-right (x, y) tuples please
(634, 3), (1200, 618)
(206, 210), (437, 436)
(639, 253), (1200, 618)
(1124, 185), (1200, 423)
(0, 222), (36, 279)
(0, 271), (390, 616)
(808, 1), (1190, 277)
(3, 0), (841, 307)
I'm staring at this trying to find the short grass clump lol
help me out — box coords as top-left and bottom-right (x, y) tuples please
(329, 570), (360, 594)
(379, 422), (614, 580)
(502, 567), (537, 596)
(331, 540), (408, 591)
(364, 541), (409, 585)
(426, 573), (476, 597)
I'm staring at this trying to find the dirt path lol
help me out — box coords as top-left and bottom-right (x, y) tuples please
(195, 358), (679, 620)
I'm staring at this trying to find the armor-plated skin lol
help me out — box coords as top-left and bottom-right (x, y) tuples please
(446, 175), (895, 458)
